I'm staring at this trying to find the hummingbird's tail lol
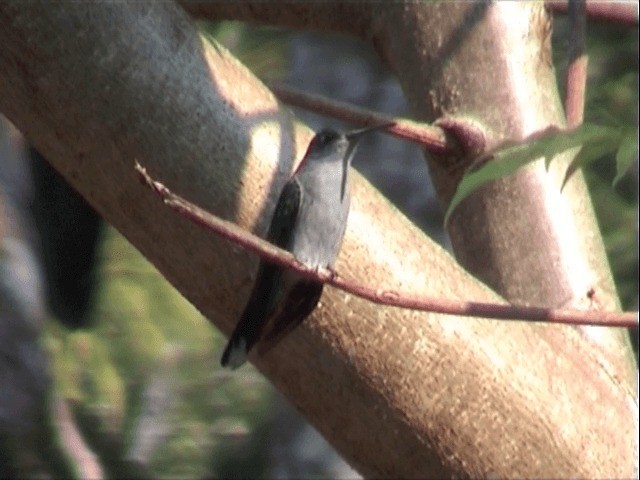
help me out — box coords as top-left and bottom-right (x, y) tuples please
(220, 280), (323, 369)
(220, 331), (248, 369)
(221, 297), (276, 368)
(221, 263), (282, 369)
(221, 295), (272, 368)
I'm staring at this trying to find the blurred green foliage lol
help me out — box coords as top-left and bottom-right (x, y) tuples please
(46, 226), (275, 478)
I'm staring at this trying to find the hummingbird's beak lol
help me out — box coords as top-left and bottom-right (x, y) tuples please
(345, 121), (395, 141)
(341, 122), (395, 199)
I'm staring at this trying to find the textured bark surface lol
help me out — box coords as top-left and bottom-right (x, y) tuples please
(0, 2), (636, 478)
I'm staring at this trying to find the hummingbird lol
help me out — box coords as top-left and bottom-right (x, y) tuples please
(220, 123), (392, 369)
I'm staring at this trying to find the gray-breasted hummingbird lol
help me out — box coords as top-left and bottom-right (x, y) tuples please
(220, 123), (392, 369)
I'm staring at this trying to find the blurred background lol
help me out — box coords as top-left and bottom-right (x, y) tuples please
(0, 12), (637, 479)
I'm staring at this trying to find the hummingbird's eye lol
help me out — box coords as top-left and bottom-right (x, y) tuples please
(311, 129), (339, 151)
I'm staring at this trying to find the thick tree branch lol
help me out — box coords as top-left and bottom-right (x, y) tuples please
(0, 2), (636, 479)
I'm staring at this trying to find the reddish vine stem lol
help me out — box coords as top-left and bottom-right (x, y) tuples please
(547, 0), (638, 26)
(270, 83), (452, 154)
(136, 162), (638, 328)
(565, 0), (588, 128)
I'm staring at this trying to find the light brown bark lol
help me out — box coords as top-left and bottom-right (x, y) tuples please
(0, 2), (636, 478)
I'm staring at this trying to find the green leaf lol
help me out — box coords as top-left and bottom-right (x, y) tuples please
(444, 124), (621, 224)
(613, 131), (638, 188)
(561, 134), (621, 190)
(540, 124), (616, 169)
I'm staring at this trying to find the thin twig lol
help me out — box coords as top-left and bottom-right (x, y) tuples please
(270, 83), (452, 154)
(53, 397), (104, 480)
(547, 0), (638, 26)
(135, 162), (638, 328)
(565, 0), (588, 128)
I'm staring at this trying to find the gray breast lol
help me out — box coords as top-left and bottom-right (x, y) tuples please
(289, 162), (351, 268)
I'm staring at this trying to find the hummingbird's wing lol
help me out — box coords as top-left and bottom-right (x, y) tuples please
(256, 280), (323, 358)
(220, 178), (302, 369)
(265, 178), (303, 246)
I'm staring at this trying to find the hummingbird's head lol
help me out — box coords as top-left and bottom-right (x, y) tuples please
(299, 128), (360, 201)
(299, 123), (393, 199)
(303, 123), (393, 165)
(304, 128), (348, 163)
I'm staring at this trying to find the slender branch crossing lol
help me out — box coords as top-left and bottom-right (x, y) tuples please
(547, 0), (638, 26)
(565, 0), (588, 128)
(136, 162), (638, 329)
(271, 83), (452, 154)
